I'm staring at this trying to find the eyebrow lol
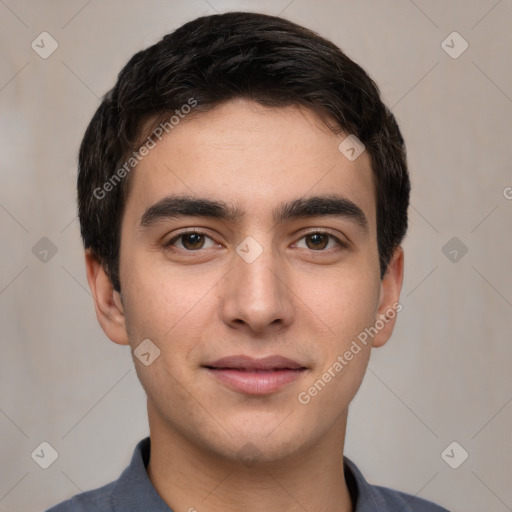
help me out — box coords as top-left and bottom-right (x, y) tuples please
(139, 193), (368, 232)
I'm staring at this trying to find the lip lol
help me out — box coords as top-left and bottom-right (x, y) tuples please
(203, 355), (308, 395)
(206, 355), (305, 371)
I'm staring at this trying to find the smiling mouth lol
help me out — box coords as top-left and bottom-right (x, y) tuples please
(202, 355), (308, 395)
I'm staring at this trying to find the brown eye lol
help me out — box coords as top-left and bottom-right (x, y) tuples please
(295, 231), (346, 251)
(305, 233), (329, 250)
(180, 233), (205, 250)
(165, 230), (216, 251)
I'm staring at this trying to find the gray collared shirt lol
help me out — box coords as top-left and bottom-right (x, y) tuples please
(45, 437), (450, 511)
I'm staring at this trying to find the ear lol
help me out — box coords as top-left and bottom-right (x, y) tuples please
(84, 249), (130, 346)
(371, 246), (404, 348)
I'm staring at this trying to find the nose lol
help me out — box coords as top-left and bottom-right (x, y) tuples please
(220, 241), (295, 336)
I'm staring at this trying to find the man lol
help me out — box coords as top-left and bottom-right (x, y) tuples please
(47, 11), (450, 512)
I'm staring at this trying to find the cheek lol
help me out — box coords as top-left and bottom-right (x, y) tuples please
(121, 253), (216, 342)
(294, 269), (379, 395)
(296, 281), (376, 414)
(121, 264), (217, 404)
(299, 266), (380, 341)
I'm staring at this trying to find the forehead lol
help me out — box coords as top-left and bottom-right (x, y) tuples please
(123, 99), (376, 230)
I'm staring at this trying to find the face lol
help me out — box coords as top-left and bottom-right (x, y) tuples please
(88, 98), (403, 463)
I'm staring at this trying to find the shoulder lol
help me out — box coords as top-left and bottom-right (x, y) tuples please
(43, 437), (152, 512)
(344, 457), (451, 512)
(44, 480), (116, 512)
(368, 483), (451, 511)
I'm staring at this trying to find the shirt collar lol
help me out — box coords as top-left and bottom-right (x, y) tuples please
(112, 437), (172, 512)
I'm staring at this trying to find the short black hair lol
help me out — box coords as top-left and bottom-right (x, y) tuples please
(78, 11), (410, 292)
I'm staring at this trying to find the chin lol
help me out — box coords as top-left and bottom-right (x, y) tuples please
(204, 420), (308, 465)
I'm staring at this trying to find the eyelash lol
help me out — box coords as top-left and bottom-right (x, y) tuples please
(164, 229), (348, 252)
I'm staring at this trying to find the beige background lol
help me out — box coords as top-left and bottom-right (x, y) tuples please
(1, 1), (511, 511)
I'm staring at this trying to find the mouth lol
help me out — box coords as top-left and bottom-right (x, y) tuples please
(202, 355), (308, 395)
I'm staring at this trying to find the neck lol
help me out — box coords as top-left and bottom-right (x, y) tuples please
(146, 403), (353, 512)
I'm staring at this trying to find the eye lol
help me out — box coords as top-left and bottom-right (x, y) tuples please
(163, 229), (348, 253)
(294, 231), (348, 251)
(165, 230), (218, 251)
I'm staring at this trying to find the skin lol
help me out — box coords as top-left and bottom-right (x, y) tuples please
(85, 98), (404, 512)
